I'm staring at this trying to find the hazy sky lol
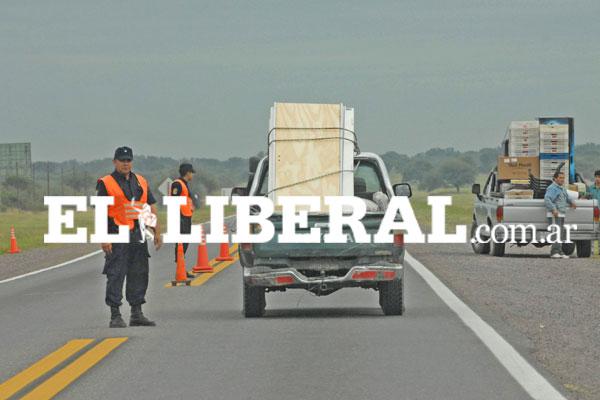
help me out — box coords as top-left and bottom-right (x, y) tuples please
(2, 0), (599, 161)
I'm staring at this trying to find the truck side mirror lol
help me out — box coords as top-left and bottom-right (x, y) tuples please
(249, 157), (260, 173)
(247, 172), (255, 189)
(472, 184), (481, 195)
(393, 183), (412, 198)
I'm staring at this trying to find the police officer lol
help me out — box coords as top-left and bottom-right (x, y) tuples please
(96, 146), (162, 328)
(171, 163), (195, 275)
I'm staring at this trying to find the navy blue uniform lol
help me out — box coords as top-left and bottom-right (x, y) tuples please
(96, 171), (156, 308)
(171, 178), (193, 261)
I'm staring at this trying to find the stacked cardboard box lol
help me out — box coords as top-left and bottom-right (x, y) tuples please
(540, 156), (569, 181)
(497, 156), (540, 180)
(508, 121), (539, 157)
(539, 124), (569, 153)
(539, 123), (569, 180)
(267, 102), (355, 209)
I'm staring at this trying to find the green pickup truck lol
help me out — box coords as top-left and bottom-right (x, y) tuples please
(232, 152), (411, 318)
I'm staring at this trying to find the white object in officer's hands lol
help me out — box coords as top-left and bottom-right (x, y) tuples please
(131, 198), (157, 243)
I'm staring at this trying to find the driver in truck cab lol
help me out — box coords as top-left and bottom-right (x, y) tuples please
(544, 171), (576, 259)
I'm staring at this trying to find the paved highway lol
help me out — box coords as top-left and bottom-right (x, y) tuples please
(0, 236), (568, 399)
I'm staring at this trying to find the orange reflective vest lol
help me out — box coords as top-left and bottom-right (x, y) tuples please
(174, 178), (194, 217)
(100, 174), (148, 230)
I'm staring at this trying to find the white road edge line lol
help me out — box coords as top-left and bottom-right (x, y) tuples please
(405, 252), (566, 400)
(0, 216), (237, 285)
(0, 250), (103, 284)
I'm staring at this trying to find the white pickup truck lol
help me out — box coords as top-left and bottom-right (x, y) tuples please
(471, 169), (599, 257)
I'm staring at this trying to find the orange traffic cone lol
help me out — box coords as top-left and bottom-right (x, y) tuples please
(192, 228), (213, 273)
(9, 226), (21, 254)
(171, 243), (191, 286)
(215, 224), (233, 261)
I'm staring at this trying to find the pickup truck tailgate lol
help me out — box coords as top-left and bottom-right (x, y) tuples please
(252, 213), (396, 258)
(502, 199), (598, 231)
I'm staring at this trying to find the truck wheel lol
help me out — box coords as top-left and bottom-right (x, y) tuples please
(490, 239), (505, 257)
(243, 282), (265, 318)
(379, 279), (404, 316)
(470, 221), (490, 254)
(562, 242), (576, 256)
(576, 240), (591, 258)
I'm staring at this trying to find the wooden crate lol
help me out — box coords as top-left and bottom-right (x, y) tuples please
(267, 102), (355, 210)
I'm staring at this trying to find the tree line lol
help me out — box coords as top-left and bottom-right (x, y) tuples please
(0, 155), (250, 211)
(382, 143), (600, 192)
(2, 144), (599, 210)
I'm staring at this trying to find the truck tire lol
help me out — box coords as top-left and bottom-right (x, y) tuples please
(379, 279), (404, 316)
(576, 240), (592, 258)
(490, 238), (505, 257)
(562, 242), (576, 256)
(243, 282), (265, 318)
(470, 221), (490, 254)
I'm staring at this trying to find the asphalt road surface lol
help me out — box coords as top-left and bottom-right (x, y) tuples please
(0, 239), (569, 399)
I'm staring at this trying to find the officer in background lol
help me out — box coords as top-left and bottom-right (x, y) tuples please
(171, 163), (195, 275)
(96, 146), (162, 328)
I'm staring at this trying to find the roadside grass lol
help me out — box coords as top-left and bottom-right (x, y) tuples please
(407, 175), (485, 232)
(410, 189), (474, 231)
(0, 206), (236, 254)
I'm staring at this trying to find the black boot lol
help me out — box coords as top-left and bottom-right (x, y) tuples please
(109, 306), (127, 328)
(130, 304), (156, 327)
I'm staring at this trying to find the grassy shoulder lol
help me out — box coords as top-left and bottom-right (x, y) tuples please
(0, 206), (236, 254)
(410, 189), (474, 232)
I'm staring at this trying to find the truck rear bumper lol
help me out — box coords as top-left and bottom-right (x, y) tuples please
(244, 264), (403, 290)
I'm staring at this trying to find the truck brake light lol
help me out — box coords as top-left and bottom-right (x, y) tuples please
(382, 271), (396, 280)
(275, 275), (295, 285)
(352, 270), (396, 281)
(594, 207), (599, 223)
(352, 270), (378, 280)
(496, 206), (504, 222)
(393, 231), (404, 247)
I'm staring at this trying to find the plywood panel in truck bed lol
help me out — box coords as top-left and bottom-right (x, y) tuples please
(269, 102), (347, 209)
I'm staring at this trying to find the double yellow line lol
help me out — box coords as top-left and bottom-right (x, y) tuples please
(165, 244), (239, 288)
(0, 337), (127, 400)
